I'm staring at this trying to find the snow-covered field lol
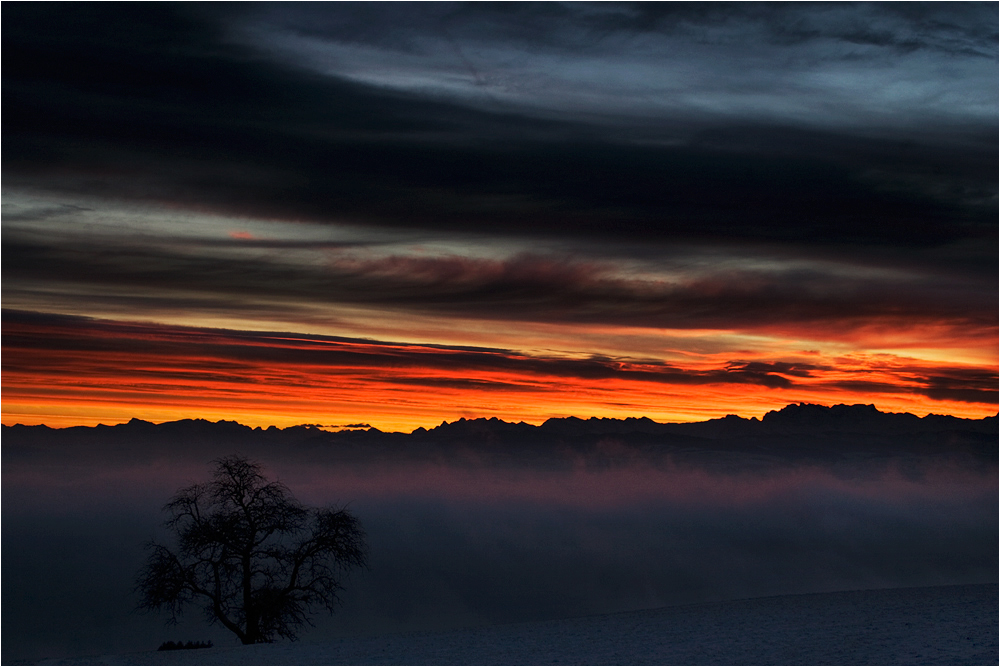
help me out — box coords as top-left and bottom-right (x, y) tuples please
(40, 583), (997, 665)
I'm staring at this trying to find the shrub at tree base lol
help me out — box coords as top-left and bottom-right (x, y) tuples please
(136, 455), (368, 645)
(157, 640), (213, 651)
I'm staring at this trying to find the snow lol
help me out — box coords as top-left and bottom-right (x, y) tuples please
(39, 584), (997, 665)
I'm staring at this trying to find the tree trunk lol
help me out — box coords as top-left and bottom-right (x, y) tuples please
(242, 551), (259, 644)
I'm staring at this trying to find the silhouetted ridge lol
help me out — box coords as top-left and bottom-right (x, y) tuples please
(3, 404), (995, 467)
(418, 417), (535, 437)
(540, 416), (663, 436)
(3, 404), (996, 438)
(758, 403), (994, 435)
(5, 403), (997, 436)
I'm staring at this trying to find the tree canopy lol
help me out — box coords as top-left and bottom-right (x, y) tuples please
(136, 455), (367, 644)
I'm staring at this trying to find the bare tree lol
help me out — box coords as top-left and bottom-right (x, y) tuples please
(136, 455), (367, 644)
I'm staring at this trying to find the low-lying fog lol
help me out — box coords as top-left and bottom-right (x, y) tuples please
(3, 435), (996, 663)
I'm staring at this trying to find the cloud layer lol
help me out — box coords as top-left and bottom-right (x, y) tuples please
(3, 310), (995, 431)
(5, 3), (995, 250)
(2, 3), (996, 426)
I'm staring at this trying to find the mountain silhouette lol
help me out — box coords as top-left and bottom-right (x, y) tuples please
(4, 404), (995, 470)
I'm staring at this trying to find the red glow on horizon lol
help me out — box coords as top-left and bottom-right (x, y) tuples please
(2, 316), (996, 430)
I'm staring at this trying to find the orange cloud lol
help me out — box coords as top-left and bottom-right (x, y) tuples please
(3, 312), (995, 430)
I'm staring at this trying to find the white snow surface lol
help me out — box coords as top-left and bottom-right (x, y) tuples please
(41, 584), (997, 665)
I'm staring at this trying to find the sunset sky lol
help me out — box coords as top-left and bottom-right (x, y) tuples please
(3, 2), (997, 430)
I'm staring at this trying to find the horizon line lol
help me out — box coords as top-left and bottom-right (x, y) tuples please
(4, 401), (996, 434)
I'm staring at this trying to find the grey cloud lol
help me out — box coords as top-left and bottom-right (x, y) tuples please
(242, 2), (996, 128)
(4, 2), (995, 262)
(4, 232), (995, 334)
(251, 3), (996, 60)
(0, 203), (95, 223)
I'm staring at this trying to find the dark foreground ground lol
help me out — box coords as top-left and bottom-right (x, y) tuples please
(38, 583), (998, 666)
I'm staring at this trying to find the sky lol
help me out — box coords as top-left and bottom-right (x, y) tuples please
(3, 2), (998, 430)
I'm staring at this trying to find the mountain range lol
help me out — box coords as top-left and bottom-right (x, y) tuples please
(5, 403), (996, 468)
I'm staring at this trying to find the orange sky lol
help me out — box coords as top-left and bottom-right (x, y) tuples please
(3, 313), (994, 431)
(3, 5), (996, 433)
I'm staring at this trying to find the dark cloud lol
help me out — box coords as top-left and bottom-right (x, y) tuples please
(4, 232), (995, 334)
(3, 3), (995, 263)
(0, 310), (801, 391)
(920, 372), (1000, 405)
(4, 310), (997, 405)
(727, 361), (824, 378)
(832, 374), (999, 406)
(381, 376), (541, 392)
(246, 2), (998, 63)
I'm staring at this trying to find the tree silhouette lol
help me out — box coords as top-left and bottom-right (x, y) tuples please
(136, 455), (367, 644)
